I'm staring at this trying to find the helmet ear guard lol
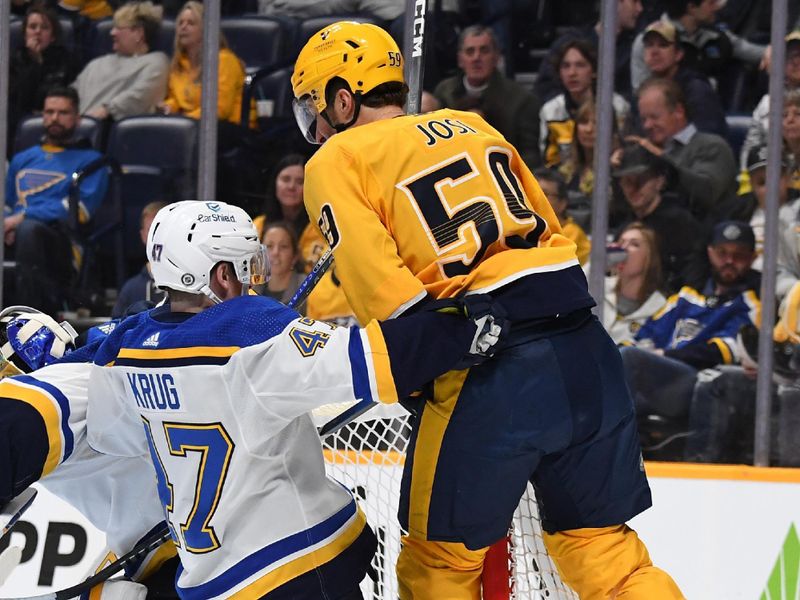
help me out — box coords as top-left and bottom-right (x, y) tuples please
(0, 306), (78, 375)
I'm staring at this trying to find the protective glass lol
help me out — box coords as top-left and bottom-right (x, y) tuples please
(292, 96), (320, 145)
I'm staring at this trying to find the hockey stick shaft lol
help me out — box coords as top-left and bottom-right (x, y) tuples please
(2, 525), (171, 600)
(286, 248), (333, 310)
(319, 0), (429, 437)
(403, 0), (428, 114)
(0, 489), (37, 543)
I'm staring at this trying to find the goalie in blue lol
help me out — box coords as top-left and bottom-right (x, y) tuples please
(86, 200), (507, 600)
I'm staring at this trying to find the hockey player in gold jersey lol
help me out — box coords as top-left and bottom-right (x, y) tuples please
(293, 21), (683, 600)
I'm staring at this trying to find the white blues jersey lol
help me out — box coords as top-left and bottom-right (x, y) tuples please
(86, 295), (402, 599)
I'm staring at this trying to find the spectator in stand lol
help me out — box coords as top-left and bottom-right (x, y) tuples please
(783, 89), (800, 192)
(629, 77), (737, 221)
(539, 39), (630, 168)
(434, 25), (541, 169)
(630, 0), (770, 93)
(253, 153), (309, 240)
(740, 31), (800, 172)
(774, 96), (800, 300)
(613, 143), (706, 293)
(602, 222), (667, 345)
(4, 87), (109, 314)
(684, 280), (800, 467)
(721, 146), (799, 272)
(259, 221), (306, 309)
(9, 4), (79, 150)
(559, 100), (598, 199)
(72, 1), (169, 121)
(558, 99), (628, 226)
(619, 220), (760, 441)
(640, 19), (727, 137)
(535, 0), (643, 103)
(533, 168), (590, 265)
(111, 200), (168, 318)
(159, 0), (248, 126)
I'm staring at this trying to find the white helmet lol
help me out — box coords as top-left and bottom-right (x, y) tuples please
(0, 306), (78, 376)
(147, 201), (269, 304)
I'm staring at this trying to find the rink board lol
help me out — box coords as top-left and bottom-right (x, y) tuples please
(1, 463), (799, 598)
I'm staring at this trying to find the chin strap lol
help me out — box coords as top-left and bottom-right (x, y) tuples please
(321, 93), (363, 134)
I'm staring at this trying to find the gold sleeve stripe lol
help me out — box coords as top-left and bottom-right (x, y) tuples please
(363, 323), (398, 405)
(709, 338), (733, 364)
(117, 346), (240, 360)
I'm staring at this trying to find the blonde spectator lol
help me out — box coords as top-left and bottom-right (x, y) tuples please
(72, 1), (168, 121)
(603, 222), (667, 345)
(160, 0), (248, 125)
(260, 221), (306, 309)
(534, 168), (590, 265)
(539, 38), (629, 167)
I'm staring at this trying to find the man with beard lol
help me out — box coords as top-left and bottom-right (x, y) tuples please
(4, 87), (108, 313)
(618, 220), (760, 455)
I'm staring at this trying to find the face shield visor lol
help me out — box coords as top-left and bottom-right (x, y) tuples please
(242, 244), (270, 294)
(293, 96), (321, 145)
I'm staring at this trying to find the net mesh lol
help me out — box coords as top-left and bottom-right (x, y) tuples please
(316, 404), (578, 599)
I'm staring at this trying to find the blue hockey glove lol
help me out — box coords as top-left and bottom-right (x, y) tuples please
(427, 294), (510, 369)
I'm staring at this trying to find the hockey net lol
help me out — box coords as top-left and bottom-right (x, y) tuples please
(314, 403), (578, 600)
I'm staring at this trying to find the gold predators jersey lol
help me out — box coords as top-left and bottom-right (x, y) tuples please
(304, 108), (587, 324)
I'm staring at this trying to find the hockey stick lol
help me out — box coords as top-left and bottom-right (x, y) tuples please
(286, 247), (333, 310)
(0, 489), (37, 543)
(1, 524), (171, 600)
(319, 0), (429, 437)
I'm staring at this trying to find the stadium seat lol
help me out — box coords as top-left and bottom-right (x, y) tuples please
(105, 116), (198, 276)
(241, 66), (294, 130)
(725, 113), (752, 161)
(88, 17), (114, 60)
(221, 16), (291, 74)
(13, 115), (103, 154)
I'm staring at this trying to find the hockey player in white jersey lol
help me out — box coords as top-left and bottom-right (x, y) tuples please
(86, 200), (506, 600)
(0, 307), (177, 598)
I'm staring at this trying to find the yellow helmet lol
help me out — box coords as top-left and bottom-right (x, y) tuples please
(292, 21), (405, 114)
